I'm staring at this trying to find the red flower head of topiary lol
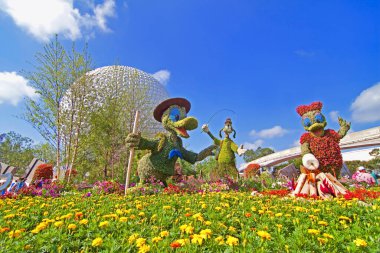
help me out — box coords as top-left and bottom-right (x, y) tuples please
(296, 101), (323, 116)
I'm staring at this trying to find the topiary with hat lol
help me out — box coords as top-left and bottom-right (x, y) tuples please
(126, 97), (216, 184)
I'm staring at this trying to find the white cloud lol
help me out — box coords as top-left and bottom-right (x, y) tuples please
(351, 82), (380, 123)
(329, 111), (339, 123)
(0, 71), (37, 105)
(294, 49), (315, 58)
(0, 0), (115, 42)
(250, 125), (289, 139)
(243, 140), (264, 150)
(292, 139), (300, 147)
(152, 70), (171, 86)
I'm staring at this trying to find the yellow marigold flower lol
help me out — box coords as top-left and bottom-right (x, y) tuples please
(276, 224), (283, 231)
(67, 224), (77, 230)
(139, 212), (145, 217)
(323, 233), (334, 239)
(54, 221), (64, 227)
(176, 238), (189, 246)
(163, 205), (171, 210)
(138, 244), (150, 253)
(215, 236), (224, 245)
(180, 224), (187, 233)
(226, 235), (239, 246)
(318, 221), (328, 226)
(43, 211), (49, 216)
(285, 214), (291, 218)
(201, 204), (207, 209)
(257, 230), (271, 240)
(338, 216), (352, 222)
(92, 237), (103, 247)
(317, 237), (328, 244)
(79, 219), (89, 225)
(31, 229), (40, 234)
(192, 213), (204, 221)
(308, 229), (320, 235)
(353, 238), (367, 247)
(251, 206), (257, 211)
(275, 213), (283, 217)
(160, 231), (169, 237)
(152, 236), (162, 243)
(116, 209), (123, 215)
(4, 214), (15, 219)
(228, 226), (236, 233)
(191, 234), (204, 245)
(99, 221), (109, 228)
(136, 204), (143, 210)
(185, 225), (194, 234)
(258, 210), (265, 215)
(204, 221), (212, 226)
(128, 233), (139, 244)
(136, 238), (146, 248)
(200, 229), (212, 239)
(215, 207), (222, 211)
(8, 230), (21, 238)
(119, 217), (128, 222)
(130, 215), (136, 219)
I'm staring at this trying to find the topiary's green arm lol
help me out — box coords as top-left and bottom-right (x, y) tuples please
(301, 142), (311, 156)
(180, 145), (217, 164)
(338, 117), (351, 139)
(206, 131), (221, 146)
(138, 136), (158, 151)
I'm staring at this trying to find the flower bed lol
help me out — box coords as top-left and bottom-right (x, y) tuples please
(0, 190), (378, 252)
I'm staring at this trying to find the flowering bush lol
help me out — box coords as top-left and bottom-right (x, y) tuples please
(244, 163), (260, 178)
(17, 179), (64, 198)
(32, 164), (53, 183)
(93, 181), (123, 195)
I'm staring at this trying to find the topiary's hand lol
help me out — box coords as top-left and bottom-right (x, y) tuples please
(338, 117), (350, 129)
(302, 153), (319, 170)
(237, 144), (247, 156)
(125, 132), (141, 149)
(338, 117), (351, 138)
(201, 124), (210, 133)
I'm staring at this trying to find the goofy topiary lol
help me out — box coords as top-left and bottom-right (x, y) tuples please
(201, 118), (246, 180)
(125, 97), (216, 185)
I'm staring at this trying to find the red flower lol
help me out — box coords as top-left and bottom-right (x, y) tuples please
(300, 130), (342, 173)
(170, 242), (182, 248)
(296, 101), (323, 116)
(245, 213), (252, 218)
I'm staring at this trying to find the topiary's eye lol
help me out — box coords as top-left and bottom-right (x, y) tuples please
(303, 117), (312, 127)
(314, 113), (324, 123)
(169, 108), (181, 122)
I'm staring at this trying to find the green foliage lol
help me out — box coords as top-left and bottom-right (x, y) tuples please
(0, 131), (34, 169)
(195, 157), (217, 180)
(243, 147), (275, 163)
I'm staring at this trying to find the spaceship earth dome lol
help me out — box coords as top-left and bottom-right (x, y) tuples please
(61, 65), (169, 135)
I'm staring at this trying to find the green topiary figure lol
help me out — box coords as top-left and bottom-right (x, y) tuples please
(125, 98), (216, 184)
(201, 118), (246, 180)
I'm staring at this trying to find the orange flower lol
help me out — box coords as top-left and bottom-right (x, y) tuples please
(75, 212), (83, 220)
(170, 242), (182, 248)
(245, 213), (252, 218)
(185, 213), (191, 217)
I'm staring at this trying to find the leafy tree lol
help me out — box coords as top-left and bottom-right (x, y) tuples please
(195, 157), (218, 180)
(23, 35), (92, 178)
(243, 147), (275, 163)
(0, 132), (34, 170)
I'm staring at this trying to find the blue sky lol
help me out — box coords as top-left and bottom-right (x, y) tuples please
(0, 0), (379, 164)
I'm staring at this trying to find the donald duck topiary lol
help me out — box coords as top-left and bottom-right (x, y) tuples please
(125, 97), (216, 185)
